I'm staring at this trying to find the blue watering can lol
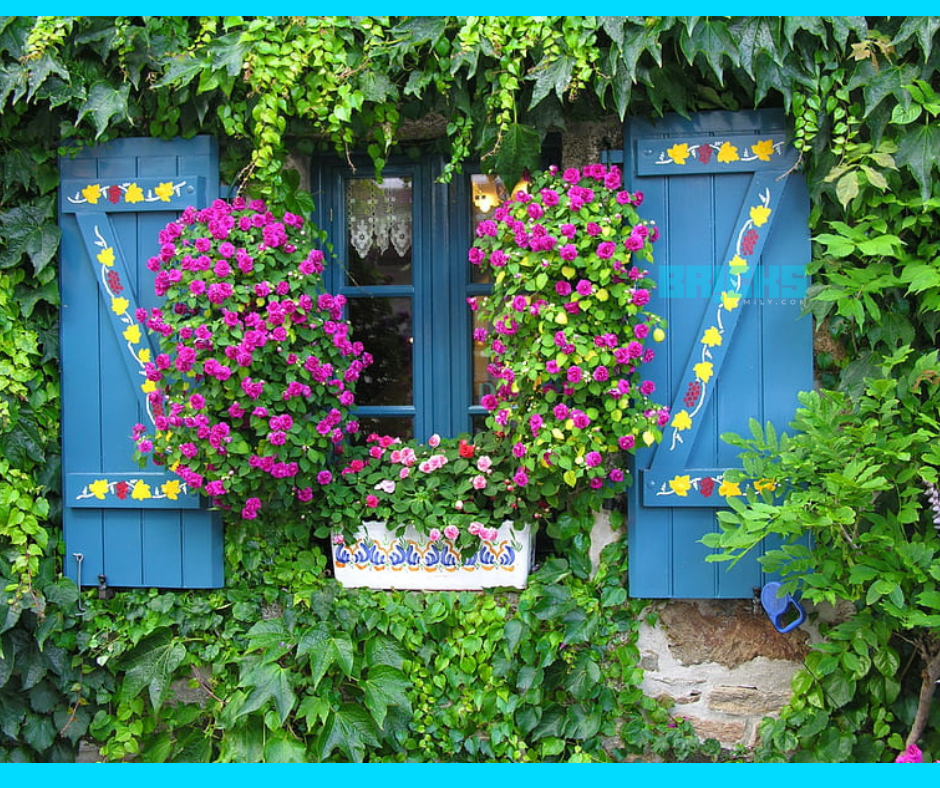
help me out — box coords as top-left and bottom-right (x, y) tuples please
(760, 581), (806, 634)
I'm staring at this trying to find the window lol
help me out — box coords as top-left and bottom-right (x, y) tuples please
(312, 158), (504, 441)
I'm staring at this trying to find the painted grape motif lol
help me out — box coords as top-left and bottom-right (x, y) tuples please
(683, 380), (702, 408)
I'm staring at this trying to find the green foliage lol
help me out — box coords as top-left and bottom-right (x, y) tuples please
(704, 348), (940, 761)
(35, 533), (697, 763)
(1, 13), (940, 763)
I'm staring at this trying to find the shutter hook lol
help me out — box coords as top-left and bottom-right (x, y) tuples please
(73, 553), (86, 613)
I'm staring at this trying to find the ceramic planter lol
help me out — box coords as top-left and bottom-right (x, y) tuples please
(332, 520), (533, 590)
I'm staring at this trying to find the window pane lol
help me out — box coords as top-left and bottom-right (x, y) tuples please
(346, 177), (413, 286)
(469, 174), (508, 284)
(349, 297), (413, 406)
(471, 301), (498, 406)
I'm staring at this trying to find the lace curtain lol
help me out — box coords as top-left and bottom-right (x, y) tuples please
(346, 178), (412, 259)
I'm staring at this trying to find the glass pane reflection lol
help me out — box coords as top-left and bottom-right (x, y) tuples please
(349, 297), (413, 407)
(471, 300), (498, 406)
(469, 174), (508, 284)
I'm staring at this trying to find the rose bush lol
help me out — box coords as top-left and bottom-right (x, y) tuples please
(470, 163), (667, 520)
(133, 197), (370, 526)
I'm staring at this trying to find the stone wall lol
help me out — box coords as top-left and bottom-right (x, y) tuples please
(638, 599), (812, 747)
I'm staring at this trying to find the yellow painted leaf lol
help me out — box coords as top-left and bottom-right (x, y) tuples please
(97, 246), (115, 267)
(137, 348), (151, 364)
(161, 480), (182, 501)
(693, 361), (714, 384)
(155, 182), (175, 202)
(751, 139), (775, 161)
(671, 410), (693, 431)
(89, 479), (109, 499)
(123, 324), (141, 344)
(701, 327), (723, 347)
(669, 475), (691, 497)
(754, 478), (777, 493)
(718, 479), (742, 497)
(717, 141), (740, 163)
(750, 205), (771, 227)
(729, 255), (749, 275)
(125, 183), (144, 203)
(667, 143), (690, 165)
(721, 291), (741, 311)
(141, 380), (156, 394)
(111, 297), (129, 315)
(131, 481), (152, 500)
(82, 184), (101, 204)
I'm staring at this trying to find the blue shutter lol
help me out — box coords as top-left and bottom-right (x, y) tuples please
(625, 110), (813, 598)
(59, 136), (223, 589)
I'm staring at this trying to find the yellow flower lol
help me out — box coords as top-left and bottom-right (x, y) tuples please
(89, 478), (110, 499)
(701, 327), (722, 347)
(717, 141), (740, 163)
(729, 255), (749, 276)
(97, 246), (115, 267)
(131, 480), (152, 500)
(161, 479), (182, 501)
(693, 361), (714, 384)
(754, 478), (777, 493)
(671, 410), (693, 431)
(718, 479), (742, 497)
(123, 324), (141, 344)
(154, 182), (175, 202)
(669, 475), (692, 497)
(751, 139), (775, 161)
(750, 205), (771, 227)
(667, 143), (691, 165)
(111, 297), (129, 315)
(82, 184), (101, 204)
(721, 291), (741, 311)
(125, 183), (144, 203)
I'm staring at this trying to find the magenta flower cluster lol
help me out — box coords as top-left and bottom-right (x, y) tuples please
(470, 163), (667, 499)
(133, 197), (370, 523)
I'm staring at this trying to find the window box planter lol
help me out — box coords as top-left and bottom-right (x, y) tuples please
(332, 521), (534, 591)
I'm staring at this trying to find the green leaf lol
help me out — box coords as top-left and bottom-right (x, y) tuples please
(21, 713), (56, 753)
(317, 703), (381, 763)
(529, 55), (574, 109)
(900, 263), (940, 294)
(895, 122), (940, 199)
(237, 658), (296, 725)
(297, 625), (355, 690)
(0, 200), (60, 275)
(492, 123), (541, 194)
(835, 172), (859, 208)
(263, 733), (306, 763)
(681, 18), (738, 82)
(119, 628), (186, 709)
(76, 81), (131, 138)
(362, 665), (412, 729)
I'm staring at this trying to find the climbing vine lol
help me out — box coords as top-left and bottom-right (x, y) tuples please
(1, 15), (940, 762)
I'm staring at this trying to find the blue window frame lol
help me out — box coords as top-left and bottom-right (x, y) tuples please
(312, 157), (499, 441)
